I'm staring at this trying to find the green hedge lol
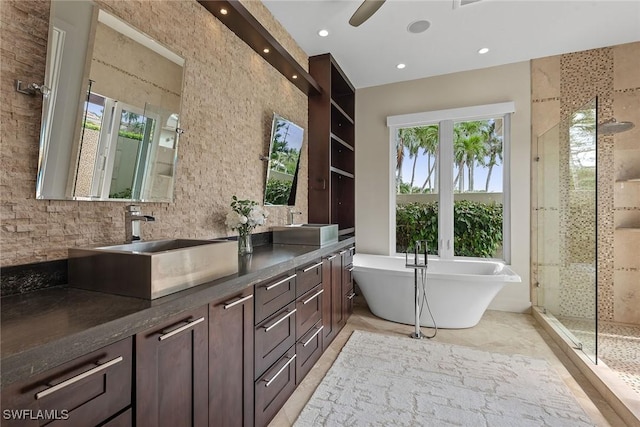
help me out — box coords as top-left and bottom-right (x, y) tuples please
(396, 200), (503, 258)
(265, 179), (293, 205)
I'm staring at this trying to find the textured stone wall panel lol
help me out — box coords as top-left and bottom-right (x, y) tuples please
(0, 0), (309, 266)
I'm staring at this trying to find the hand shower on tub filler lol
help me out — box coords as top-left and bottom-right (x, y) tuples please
(405, 240), (437, 339)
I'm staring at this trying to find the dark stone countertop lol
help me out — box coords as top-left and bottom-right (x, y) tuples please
(0, 238), (355, 388)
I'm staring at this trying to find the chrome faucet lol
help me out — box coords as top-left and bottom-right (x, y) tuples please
(288, 208), (302, 225)
(125, 205), (155, 242)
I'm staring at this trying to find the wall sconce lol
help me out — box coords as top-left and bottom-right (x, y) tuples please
(15, 80), (50, 97)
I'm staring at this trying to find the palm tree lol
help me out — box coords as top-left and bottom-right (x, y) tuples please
(480, 121), (503, 192)
(396, 131), (407, 192)
(397, 128), (420, 193)
(453, 121), (486, 192)
(415, 125), (438, 192)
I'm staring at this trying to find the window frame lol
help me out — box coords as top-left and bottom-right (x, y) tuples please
(387, 102), (514, 263)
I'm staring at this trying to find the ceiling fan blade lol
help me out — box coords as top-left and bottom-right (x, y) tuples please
(349, 0), (386, 27)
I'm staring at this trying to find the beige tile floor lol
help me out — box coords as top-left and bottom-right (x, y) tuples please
(269, 296), (627, 427)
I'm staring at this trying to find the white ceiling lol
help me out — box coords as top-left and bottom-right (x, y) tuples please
(262, 0), (640, 89)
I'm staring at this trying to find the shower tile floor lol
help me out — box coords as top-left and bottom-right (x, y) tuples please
(270, 295), (627, 427)
(557, 316), (640, 395)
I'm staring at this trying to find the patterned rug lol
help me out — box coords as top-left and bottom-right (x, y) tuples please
(294, 330), (594, 426)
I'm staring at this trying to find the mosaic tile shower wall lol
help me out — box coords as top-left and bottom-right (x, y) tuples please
(532, 42), (640, 326)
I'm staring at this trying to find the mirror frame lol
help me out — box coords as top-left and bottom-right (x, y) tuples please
(264, 113), (305, 206)
(35, 1), (185, 203)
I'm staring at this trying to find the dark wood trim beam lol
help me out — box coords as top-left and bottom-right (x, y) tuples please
(198, 0), (322, 96)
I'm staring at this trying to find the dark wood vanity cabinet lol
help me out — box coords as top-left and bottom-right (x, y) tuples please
(135, 306), (208, 427)
(321, 246), (356, 352)
(1, 338), (132, 427)
(308, 53), (356, 236)
(209, 290), (254, 427)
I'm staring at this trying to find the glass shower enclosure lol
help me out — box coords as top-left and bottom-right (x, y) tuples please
(536, 97), (598, 363)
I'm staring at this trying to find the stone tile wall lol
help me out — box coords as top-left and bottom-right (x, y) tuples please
(0, 0), (309, 266)
(531, 42), (640, 325)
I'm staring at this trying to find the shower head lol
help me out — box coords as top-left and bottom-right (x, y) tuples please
(598, 118), (635, 135)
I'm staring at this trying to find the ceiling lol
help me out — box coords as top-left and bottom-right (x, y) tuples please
(262, 0), (640, 89)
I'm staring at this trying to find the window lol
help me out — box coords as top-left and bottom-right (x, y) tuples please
(388, 102), (514, 262)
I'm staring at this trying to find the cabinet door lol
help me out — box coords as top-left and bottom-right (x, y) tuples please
(321, 254), (336, 350)
(136, 306), (208, 427)
(209, 290), (254, 427)
(1, 338), (132, 427)
(332, 250), (346, 330)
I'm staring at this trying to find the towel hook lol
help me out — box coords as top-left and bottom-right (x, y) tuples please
(15, 80), (50, 97)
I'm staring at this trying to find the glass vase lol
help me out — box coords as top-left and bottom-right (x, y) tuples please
(238, 231), (253, 255)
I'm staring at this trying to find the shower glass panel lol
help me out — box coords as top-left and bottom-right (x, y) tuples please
(536, 97), (598, 363)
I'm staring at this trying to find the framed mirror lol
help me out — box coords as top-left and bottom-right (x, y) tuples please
(36, 1), (184, 202)
(264, 114), (304, 206)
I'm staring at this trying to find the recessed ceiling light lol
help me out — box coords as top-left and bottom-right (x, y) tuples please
(292, 75), (298, 79)
(407, 20), (431, 34)
(318, 29), (329, 37)
(478, 47), (489, 54)
(263, 48), (270, 54)
(220, 8), (228, 15)
(396, 63), (406, 69)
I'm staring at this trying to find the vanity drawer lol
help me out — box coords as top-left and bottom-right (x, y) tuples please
(255, 302), (296, 379)
(295, 285), (323, 339)
(1, 338), (132, 427)
(296, 321), (324, 385)
(254, 272), (296, 324)
(295, 259), (322, 297)
(254, 346), (296, 427)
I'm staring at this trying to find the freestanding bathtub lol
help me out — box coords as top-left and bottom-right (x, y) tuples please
(353, 253), (521, 329)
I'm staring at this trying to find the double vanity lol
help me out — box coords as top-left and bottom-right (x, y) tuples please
(1, 232), (356, 427)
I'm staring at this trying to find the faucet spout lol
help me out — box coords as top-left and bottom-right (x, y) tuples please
(288, 209), (303, 226)
(125, 205), (155, 242)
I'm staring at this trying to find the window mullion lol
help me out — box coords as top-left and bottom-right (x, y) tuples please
(438, 120), (454, 259)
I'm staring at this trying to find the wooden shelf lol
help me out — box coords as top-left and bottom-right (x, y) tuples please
(198, 0), (321, 96)
(330, 167), (354, 179)
(616, 178), (640, 183)
(615, 227), (640, 232)
(330, 99), (354, 124)
(330, 133), (354, 151)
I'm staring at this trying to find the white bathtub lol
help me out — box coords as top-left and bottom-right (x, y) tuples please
(353, 254), (521, 329)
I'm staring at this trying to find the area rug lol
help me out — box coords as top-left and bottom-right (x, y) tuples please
(294, 330), (594, 426)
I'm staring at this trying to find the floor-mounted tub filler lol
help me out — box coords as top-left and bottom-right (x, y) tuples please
(353, 253), (522, 329)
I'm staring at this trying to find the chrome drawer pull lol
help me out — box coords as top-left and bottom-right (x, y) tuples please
(263, 309), (297, 332)
(347, 292), (356, 300)
(35, 356), (124, 400)
(223, 294), (253, 310)
(347, 266), (354, 272)
(158, 317), (205, 341)
(339, 250), (347, 255)
(302, 325), (324, 347)
(349, 246), (355, 254)
(263, 354), (296, 387)
(302, 262), (323, 273)
(302, 289), (324, 305)
(326, 255), (337, 261)
(265, 274), (297, 291)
